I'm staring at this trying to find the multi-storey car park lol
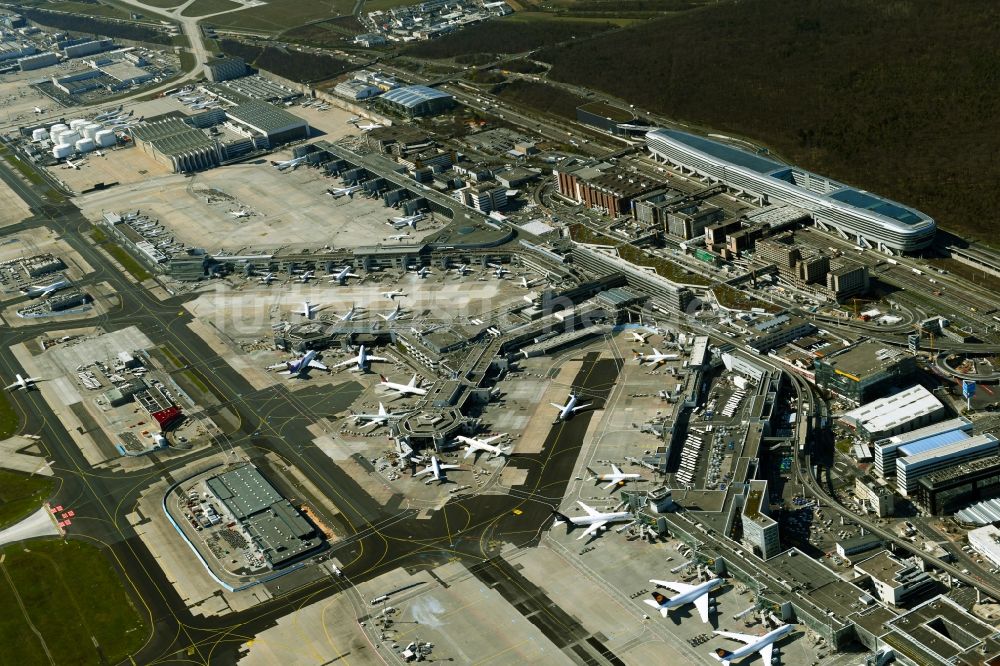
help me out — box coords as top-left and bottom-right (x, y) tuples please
(645, 129), (937, 253)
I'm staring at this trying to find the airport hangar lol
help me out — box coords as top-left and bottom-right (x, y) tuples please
(645, 129), (936, 253)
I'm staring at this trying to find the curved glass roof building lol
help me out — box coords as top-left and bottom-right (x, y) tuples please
(645, 129), (936, 252)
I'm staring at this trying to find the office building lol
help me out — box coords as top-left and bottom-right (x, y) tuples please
(645, 129), (936, 252)
(666, 203), (723, 239)
(853, 551), (936, 606)
(453, 181), (506, 213)
(745, 313), (816, 352)
(968, 525), (1000, 569)
(741, 480), (781, 559)
(836, 533), (883, 559)
(914, 456), (1000, 515)
(855, 475), (895, 517)
(839, 384), (945, 442)
(814, 340), (917, 405)
(896, 434), (999, 496)
(826, 260), (870, 301)
(873, 417), (973, 478)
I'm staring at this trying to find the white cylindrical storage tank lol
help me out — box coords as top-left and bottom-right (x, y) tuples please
(50, 129), (66, 145)
(82, 123), (102, 140)
(75, 138), (95, 153)
(95, 130), (117, 147)
(32, 128), (49, 142)
(69, 118), (87, 130)
(50, 122), (69, 134)
(52, 143), (73, 159)
(60, 130), (80, 145)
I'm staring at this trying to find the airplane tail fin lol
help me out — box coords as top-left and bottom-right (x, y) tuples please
(712, 648), (732, 664)
(586, 467), (599, 483)
(379, 374), (389, 383)
(550, 509), (572, 528)
(645, 591), (670, 617)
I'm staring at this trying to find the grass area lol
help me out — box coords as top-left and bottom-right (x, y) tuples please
(536, 0), (1000, 245)
(568, 222), (616, 245)
(835, 438), (852, 454)
(280, 15), (364, 47)
(364, 0), (426, 10)
(205, 0), (351, 33)
(131, 0), (187, 6)
(0, 148), (46, 187)
(181, 369), (211, 395)
(41, 0), (132, 19)
(0, 540), (148, 665)
(180, 0), (241, 16)
(97, 241), (152, 282)
(219, 38), (356, 83)
(159, 345), (182, 369)
(616, 244), (711, 285)
(0, 471), (54, 530)
(0, 392), (17, 440)
(89, 226), (107, 243)
(712, 284), (781, 313)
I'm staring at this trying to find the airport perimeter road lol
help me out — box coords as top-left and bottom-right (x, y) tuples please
(0, 159), (630, 663)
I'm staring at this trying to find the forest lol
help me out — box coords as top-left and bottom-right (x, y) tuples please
(535, 0), (1000, 243)
(219, 40), (354, 83)
(19, 7), (173, 44)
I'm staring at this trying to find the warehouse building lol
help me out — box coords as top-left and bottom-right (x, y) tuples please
(224, 100), (309, 148)
(873, 417), (973, 479)
(131, 118), (221, 173)
(814, 340), (917, 405)
(18, 51), (57, 71)
(914, 455), (1000, 515)
(334, 79), (381, 101)
(839, 384), (945, 442)
(205, 55), (247, 82)
(968, 524), (1000, 569)
(63, 39), (113, 58)
(379, 85), (453, 117)
(896, 434), (999, 496)
(206, 464), (323, 568)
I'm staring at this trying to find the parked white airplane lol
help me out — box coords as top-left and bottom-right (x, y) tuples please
(489, 263), (508, 278)
(452, 264), (471, 276)
(589, 464), (643, 491)
(332, 344), (386, 371)
(257, 272), (276, 284)
(63, 158), (83, 170)
(413, 455), (460, 483)
(378, 374), (427, 396)
(5, 374), (41, 391)
(711, 624), (793, 665)
(382, 289), (406, 300)
(267, 350), (327, 378)
(378, 302), (406, 321)
(229, 209), (252, 218)
(94, 104), (123, 120)
(271, 156), (308, 171)
(352, 402), (405, 429)
(346, 115), (360, 124)
(630, 330), (652, 343)
(330, 266), (360, 285)
(352, 121), (383, 131)
(411, 266), (431, 278)
(635, 348), (679, 367)
(338, 303), (362, 321)
(520, 276), (539, 288)
(551, 501), (631, 540)
(329, 185), (362, 199)
(296, 270), (315, 283)
(551, 393), (591, 422)
(388, 233), (411, 241)
(457, 434), (511, 460)
(33, 106), (43, 114)
(387, 212), (424, 229)
(295, 301), (319, 319)
(23, 277), (70, 299)
(644, 577), (723, 624)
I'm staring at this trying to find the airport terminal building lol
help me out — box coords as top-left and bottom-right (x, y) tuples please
(645, 129), (936, 252)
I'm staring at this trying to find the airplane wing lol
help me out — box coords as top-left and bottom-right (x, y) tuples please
(550, 402), (564, 410)
(463, 447), (476, 459)
(308, 360), (328, 370)
(611, 464), (623, 476)
(576, 501), (601, 517)
(332, 356), (360, 368)
(439, 464), (461, 471)
(759, 643), (773, 665)
(3, 382), (18, 390)
(603, 479), (619, 491)
(413, 467), (432, 478)
(267, 362), (290, 370)
(577, 520), (607, 540)
(713, 630), (757, 645)
(366, 355), (388, 362)
(694, 590), (711, 623)
(573, 403), (592, 412)
(650, 579), (697, 595)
